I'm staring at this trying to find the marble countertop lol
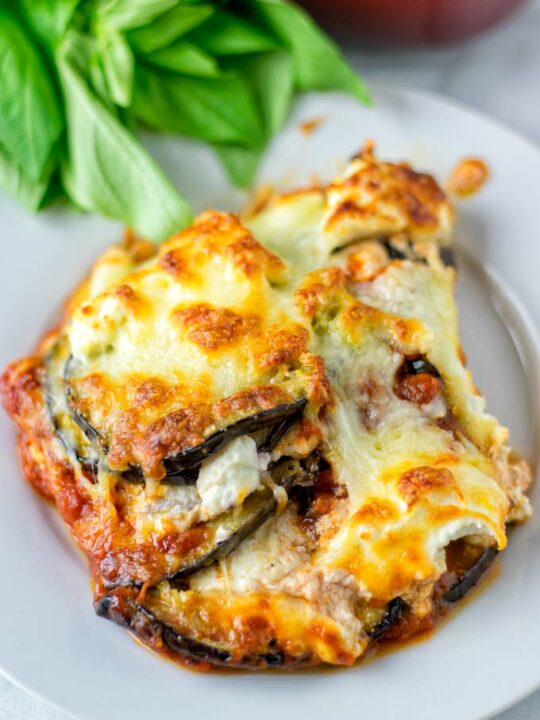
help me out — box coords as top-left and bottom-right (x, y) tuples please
(2, 1), (539, 718)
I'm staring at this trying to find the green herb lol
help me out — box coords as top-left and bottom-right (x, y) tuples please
(98, 28), (134, 107)
(59, 32), (191, 241)
(1, 0), (368, 241)
(187, 10), (279, 56)
(253, 0), (370, 102)
(0, 143), (53, 212)
(133, 68), (264, 147)
(234, 51), (294, 136)
(0, 8), (63, 182)
(18, 0), (81, 49)
(214, 144), (264, 189)
(97, 0), (179, 32)
(127, 4), (215, 54)
(146, 42), (221, 77)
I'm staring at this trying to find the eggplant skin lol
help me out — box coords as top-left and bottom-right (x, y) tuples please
(95, 594), (311, 670)
(401, 356), (440, 378)
(443, 546), (498, 603)
(100, 488), (280, 591)
(44, 342), (99, 479)
(101, 458), (308, 591)
(95, 542), (497, 670)
(368, 547), (498, 643)
(165, 488), (281, 585)
(167, 457), (307, 585)
(367, 597), (408, 640)
(383, 239), (408, 261)
(157, 398), (308, 481)
(45, 390), (98, 478)
(439, 246), (456, 268)
(382, 238), (428, 265)
(64, 371), (307, 484)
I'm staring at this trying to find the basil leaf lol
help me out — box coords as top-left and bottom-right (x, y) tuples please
(97, 0), (179, 31)
(251, 0), (370, 103)
(127, 4), (215, 54)
(255, 51), (293, 135)
(213, 51), (291, 186)
(89, 51), (112, 105)
(19, 0), (81, 48)
(0, 8), (63, 182)
(187, 9), (278, 55)
(0, 142), (54, 211)
(133, 67), (264, 148)
(147, 42), (221, 77)
(99, 29), (134, 107)
(233, 50), (293, 136)
(57, 32), (192, 242)
(214, 144), (262, 188)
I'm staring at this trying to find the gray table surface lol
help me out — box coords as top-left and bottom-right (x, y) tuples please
(2, 1), (540, 718)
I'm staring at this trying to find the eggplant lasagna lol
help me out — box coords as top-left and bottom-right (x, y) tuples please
(1, 144), (531, 670)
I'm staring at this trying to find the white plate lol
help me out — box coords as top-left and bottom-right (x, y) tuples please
(1, 86), (539, 720)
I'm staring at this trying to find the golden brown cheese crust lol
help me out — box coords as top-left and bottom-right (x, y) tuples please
(66, 212), (327, 480)
(324, 142), (453, 245)
(1, 146), (531, 670)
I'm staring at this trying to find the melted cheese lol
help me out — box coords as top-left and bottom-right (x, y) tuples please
(65, 212), (322, 478)
(324, 144), (454, 245)
(291, 268), (508, 599)
(354, 262), (504, 451)
(4, 145), (531, 669)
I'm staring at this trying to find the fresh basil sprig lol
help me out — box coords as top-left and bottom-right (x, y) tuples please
(2, 0), (369, 241)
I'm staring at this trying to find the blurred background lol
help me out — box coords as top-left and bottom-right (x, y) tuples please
(301, 0), (527, 44)
(308, 0), (539, 144)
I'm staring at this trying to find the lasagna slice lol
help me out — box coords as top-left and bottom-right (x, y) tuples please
(1, 144), (531, 670)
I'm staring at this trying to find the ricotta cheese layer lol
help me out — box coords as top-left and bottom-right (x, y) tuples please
(197, 436), (265, 518)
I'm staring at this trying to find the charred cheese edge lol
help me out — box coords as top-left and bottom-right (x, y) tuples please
(1, 144), (531, 669)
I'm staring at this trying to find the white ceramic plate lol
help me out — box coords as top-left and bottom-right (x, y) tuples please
(0, 86), (539, 720)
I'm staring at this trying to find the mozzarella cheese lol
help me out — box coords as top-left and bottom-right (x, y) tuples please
(64, 213), (321, 479)
(3, 143), (531, 669)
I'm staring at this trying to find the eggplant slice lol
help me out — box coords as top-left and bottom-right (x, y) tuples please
(103, 458), (309, 589)
(97, 542), (499, 667)
(367, 545), (498, 644)
(399, 355), (440, 378)
(439, 246), (456, 268)
(44, 338), (99, 478)
(95, 593), (310, 670)
(166, 457), (306, 585)
(382, 238), (427, 265)
(367, 598), (408, 640)
(64, 354), (307, 484)
(145, 398), (307, 484)
(97, 459), (315, 666)
(443, 546), (498, 603)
